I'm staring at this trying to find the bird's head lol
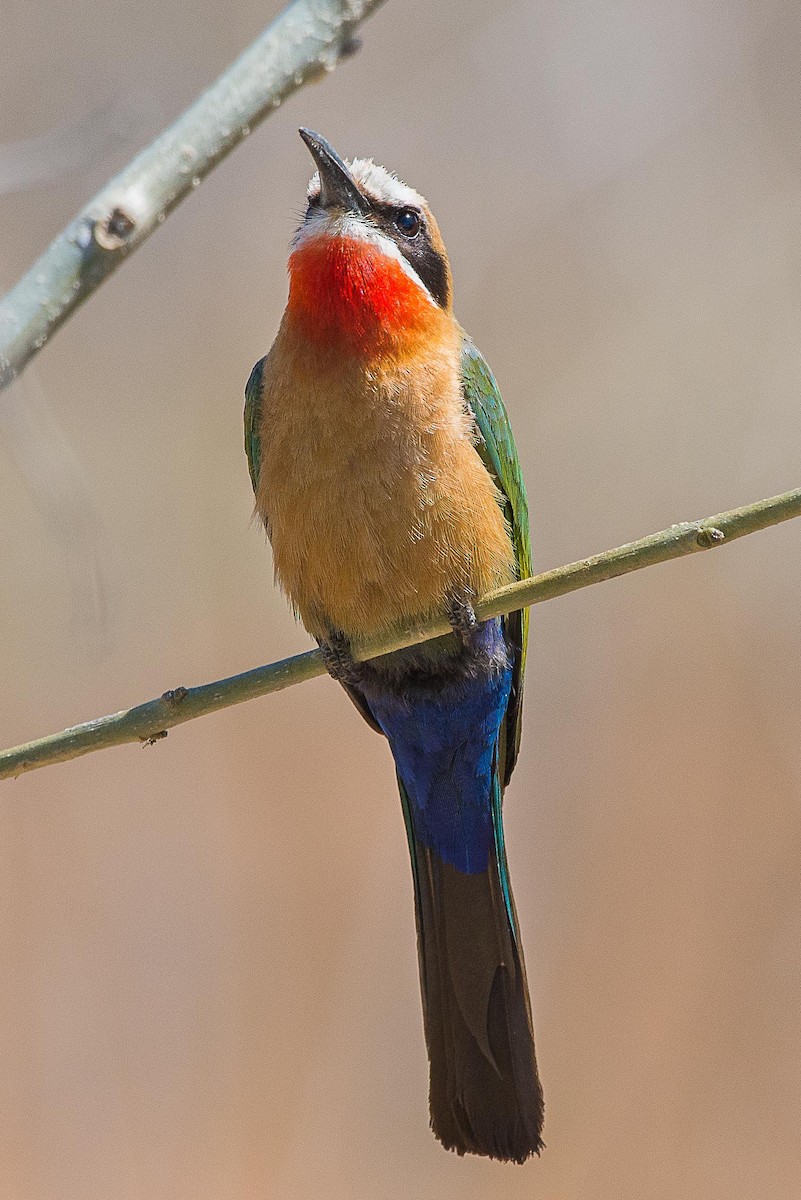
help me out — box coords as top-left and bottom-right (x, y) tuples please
(285, 129), (453, 354)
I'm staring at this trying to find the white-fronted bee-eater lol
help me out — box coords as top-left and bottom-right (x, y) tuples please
(245, 129), (544, 1162)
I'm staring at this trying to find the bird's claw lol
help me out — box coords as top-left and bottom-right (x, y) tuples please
(319, 630), (363, 686)
(447, 594), (478, 646)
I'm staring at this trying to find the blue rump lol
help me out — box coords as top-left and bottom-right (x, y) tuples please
(363, 620), (512, 875)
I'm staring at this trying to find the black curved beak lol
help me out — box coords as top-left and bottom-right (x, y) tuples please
(299, 128), (371, 215)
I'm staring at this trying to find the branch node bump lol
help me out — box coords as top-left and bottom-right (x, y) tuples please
(140, 730), (168, 747)
(339, 34), (362, 59)
(162, 687), (188, 705)
(93, 206), (137, 251)
(696, 526), (726, 548)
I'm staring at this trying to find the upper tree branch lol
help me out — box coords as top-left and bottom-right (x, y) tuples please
(0, 0), (387, 392)
(2, 486), (799, 781)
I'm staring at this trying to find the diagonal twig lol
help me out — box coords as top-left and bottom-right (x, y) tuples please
(2, 486), (799, 782)
(0, 0), (387, 392)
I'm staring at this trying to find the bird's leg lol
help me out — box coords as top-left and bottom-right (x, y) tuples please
(318, 629), (364, 687)
(447, 592), (478, 646)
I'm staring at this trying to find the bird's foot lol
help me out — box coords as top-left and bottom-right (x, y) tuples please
(318, 630), (363, 687)
(447, 594), (478, 647)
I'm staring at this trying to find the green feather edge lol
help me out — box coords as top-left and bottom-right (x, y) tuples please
(459, 335), (532, 786)
(244, 356), (265, 496)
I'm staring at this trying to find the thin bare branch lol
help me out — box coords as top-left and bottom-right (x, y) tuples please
(2, 486), (799, 782)
(0, 0), (387, 391)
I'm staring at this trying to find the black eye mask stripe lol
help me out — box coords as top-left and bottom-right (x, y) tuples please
(374, 206), (450, 309)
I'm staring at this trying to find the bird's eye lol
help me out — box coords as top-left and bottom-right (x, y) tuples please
(395, 208), (421, 238)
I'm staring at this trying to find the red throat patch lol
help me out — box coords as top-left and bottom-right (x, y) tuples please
(286, 235), (443, 353)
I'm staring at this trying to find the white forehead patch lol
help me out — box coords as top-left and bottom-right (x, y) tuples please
(306, 157), (427, 210)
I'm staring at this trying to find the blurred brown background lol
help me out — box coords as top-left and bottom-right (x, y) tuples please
(3, 1), (801, 1196)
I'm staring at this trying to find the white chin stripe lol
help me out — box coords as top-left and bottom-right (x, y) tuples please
(293, 211), (436, 307)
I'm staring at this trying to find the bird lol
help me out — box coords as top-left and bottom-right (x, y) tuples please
(244, 129), (544, 1162)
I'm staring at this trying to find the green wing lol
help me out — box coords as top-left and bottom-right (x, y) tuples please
(244, 357), (265, 496)
(460, 336), (532, 786)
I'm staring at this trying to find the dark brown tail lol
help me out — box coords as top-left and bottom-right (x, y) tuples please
(401, 782), (545, 1162)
